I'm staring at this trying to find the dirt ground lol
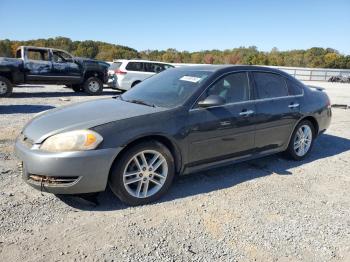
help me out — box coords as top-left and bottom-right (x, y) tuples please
(0, 84), (349, 261)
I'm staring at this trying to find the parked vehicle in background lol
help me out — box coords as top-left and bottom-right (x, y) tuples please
(328, 75), (350, 83)
(0, 46), (110, 97)
(107, 59), (174, 91)
(15, 65), (332, 205)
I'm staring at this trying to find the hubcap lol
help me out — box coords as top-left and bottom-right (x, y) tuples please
(294, 125), (312, 157)
(88, 81), (100, 92)
(0, 81), (8, 94)
(123, 150), (168, 198)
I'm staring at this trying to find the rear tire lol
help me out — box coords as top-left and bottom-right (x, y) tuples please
(0, 76), (13, 97)
(83, 77), (103, 95)
(285, 120), (315, 160)
(109, 141), (175, 206)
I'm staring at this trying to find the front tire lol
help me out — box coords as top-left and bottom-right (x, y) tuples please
(109, 141), (175, 206)
(0, 76), (13, 97)
(83, 77), (103, 95)
(285, 120), (315, 160)
(72, 84), (82, 92)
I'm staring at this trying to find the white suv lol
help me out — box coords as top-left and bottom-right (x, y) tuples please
(108, 60), (174, 91)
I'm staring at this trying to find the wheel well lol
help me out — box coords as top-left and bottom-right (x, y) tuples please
(0, 72), (13, 83)
(84, 71), (103, 82)
(300, 116), (319, 136)
(111, 135), (182, 175)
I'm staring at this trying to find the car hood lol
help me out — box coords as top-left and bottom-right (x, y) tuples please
(23, 98), (167, 143)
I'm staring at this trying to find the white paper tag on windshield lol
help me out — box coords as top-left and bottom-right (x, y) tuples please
(179, 76), (201, 83)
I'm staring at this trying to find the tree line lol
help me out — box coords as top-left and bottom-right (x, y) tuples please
(1, 37), (349, 69)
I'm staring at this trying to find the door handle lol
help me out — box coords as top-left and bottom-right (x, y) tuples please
(288, 103), (300, 108)
(239, 110), (254, 116)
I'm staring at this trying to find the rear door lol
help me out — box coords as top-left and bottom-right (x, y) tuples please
(187, 72), (257, 165)
(143, 62), (160, 76)
(252, 71), (302, 152)
(124, 62), (150, 85)
(24, 48), (53, 83)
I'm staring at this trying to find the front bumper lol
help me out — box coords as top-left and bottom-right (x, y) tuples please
(15, 138), (122, 194)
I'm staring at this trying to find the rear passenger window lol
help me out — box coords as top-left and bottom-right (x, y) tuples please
(126, 62), (144, 71)
(286, 79), (303, 95)
(253, 72), (288, 99)
(144, 63), (164, 73)
(27, 49), (50, 61)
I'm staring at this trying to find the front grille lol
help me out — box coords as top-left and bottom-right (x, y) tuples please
(28, 174), (79, 185)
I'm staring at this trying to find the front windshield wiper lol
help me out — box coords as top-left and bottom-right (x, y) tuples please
(118, 95), (156, 107)
(128, 99), (156, 107)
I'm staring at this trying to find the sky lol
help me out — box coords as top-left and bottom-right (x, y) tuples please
(1, 0), (349, 54)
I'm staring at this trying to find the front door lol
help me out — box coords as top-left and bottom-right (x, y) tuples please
(187, 72), (257, 166)
(51, 50), (81, 84)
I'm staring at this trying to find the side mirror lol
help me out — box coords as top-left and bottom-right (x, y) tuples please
(198, 95), (225, 108)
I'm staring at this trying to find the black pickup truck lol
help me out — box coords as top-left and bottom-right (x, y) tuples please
(0, 46), (110, 97)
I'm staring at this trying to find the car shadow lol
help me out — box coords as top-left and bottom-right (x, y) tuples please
(0, 105), (55, 114)
(57, 133), (350, 211)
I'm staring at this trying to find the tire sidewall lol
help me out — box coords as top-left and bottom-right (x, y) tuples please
(287, 120), (315, 160)
(83, 77), (103, 95)
(0, 76), (13, 97)
(109, 141), (175, 206)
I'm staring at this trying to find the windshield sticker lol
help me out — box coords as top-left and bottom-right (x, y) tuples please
(179, 76), (202, 83)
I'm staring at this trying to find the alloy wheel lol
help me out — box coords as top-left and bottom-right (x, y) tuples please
(123, 150), (168, 198)
(294, 124), (313, 157)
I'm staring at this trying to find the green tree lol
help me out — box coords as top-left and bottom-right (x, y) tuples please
(1, 37), (350, 69)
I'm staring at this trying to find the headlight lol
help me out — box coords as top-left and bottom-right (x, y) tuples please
(40, 130), (103, 152)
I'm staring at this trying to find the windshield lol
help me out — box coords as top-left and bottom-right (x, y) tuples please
(121, 69), (212, 108)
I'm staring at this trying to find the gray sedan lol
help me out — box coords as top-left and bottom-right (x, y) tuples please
(15, 65), (332, 205)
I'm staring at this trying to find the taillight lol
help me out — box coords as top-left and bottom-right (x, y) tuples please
(115, 69), (127, 75)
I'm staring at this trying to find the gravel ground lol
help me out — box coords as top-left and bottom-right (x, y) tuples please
(0, 84), (349, 261)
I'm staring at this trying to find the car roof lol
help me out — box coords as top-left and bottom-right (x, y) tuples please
(17, 46), (70, 54)
(173, 64), (292, 76)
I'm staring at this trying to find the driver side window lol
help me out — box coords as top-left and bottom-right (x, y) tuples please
(52, 51), (73, 63)
(201, 72), (250, 104)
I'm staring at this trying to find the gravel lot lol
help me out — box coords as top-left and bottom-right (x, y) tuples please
(0, 83), (349, 261)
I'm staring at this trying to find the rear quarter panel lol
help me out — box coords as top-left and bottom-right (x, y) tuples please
(301, 86), (332, 134)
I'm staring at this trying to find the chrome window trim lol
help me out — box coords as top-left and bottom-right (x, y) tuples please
(190, 69), (304, 112)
